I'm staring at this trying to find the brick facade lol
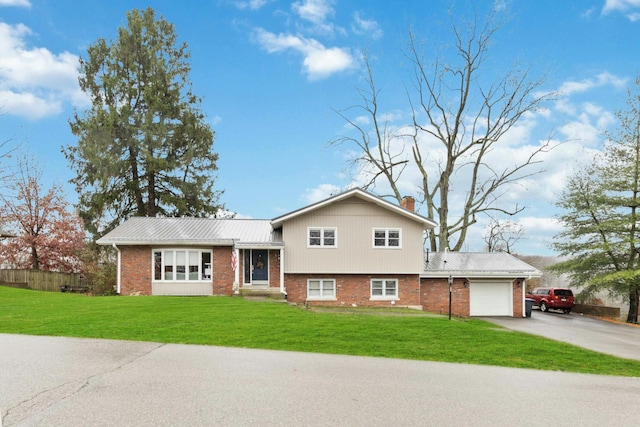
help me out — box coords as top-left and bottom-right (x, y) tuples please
(285, 273), (421, 307)
(118, 245), (237, 296)
(512, 281), (524, 317)
(420, 278), (470, 316)
(269, 250), (281, 290)
(119, 246), (153, 295)
(421, 278), (524, 317)
(212, 246), (234, 295)
(117, 245), (524, 317)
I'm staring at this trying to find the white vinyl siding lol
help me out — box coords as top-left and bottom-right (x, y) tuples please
(370, 279), (398, 300)
(308, 227), (337, 248)
(469, 281), (512, 316)
(307, 279), (336, 300)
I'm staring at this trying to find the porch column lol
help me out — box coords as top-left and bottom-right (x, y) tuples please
(233, 247), (240, 293)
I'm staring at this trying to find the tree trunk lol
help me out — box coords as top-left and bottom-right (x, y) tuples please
(626, 286), (639, 323)
(31, 245), (39, 270)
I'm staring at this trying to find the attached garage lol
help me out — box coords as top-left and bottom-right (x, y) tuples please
(422, 252), (541, 318)
(469, 281), (513, 316)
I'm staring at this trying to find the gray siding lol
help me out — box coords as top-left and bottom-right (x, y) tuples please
(283, 197), (425, 274)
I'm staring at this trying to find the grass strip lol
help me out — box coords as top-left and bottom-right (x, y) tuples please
(2, 286), (640, 377)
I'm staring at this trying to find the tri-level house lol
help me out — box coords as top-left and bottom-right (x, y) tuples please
(97, 188), (540, 317)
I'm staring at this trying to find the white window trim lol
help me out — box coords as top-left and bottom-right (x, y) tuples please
(307, 227), (338, 248)
(306, 278), (337, 301)
(372, 228), (402, 249)
(152, 249), (213, 282)
(370, 278), (399, 300)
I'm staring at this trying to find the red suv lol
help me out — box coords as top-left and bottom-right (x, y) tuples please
(526, 288), (575, 314)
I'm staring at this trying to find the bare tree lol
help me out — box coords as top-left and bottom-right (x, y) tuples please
(1, 125), (19, 194)
(483, 216), (523, 254)
(332, 6), (555, 252)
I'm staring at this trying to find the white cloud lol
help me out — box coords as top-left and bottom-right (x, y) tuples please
(603, 0), (640, 19)
(292, 0), (334, 25)
(233, 0), (269, 11)
(602, 0), (640, 15)
(253, 28), (356, 80)
(0, 22), (87, 119)
(302, 183), (342, 204)
(351, 12), (383, 39)
(0, 0), (31, 7)
(557, 72), (627, 96)
(0, 89), (61, 118)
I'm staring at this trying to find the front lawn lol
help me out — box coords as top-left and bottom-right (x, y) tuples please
(1, 286), (640, 376)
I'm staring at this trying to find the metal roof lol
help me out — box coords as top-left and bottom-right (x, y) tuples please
(422, 252), (542, 278)
(96, 217), (282, 247)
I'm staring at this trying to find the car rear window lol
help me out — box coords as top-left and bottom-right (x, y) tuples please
(555, 289), (573, 296)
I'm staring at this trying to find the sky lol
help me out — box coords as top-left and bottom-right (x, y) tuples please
(1, 0), (639, 255)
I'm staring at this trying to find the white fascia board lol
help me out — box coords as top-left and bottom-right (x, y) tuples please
(421, 270), (543, 279)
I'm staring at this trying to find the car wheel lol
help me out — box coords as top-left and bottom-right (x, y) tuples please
(564, 309), (571, 314)
(540, 302), (548, 312)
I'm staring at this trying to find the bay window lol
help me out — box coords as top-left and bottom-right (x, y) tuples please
(153, 249), (212, 282)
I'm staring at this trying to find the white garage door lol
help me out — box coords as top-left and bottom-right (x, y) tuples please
(469, 281), (512, 316)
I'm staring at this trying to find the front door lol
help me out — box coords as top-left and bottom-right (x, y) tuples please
(251, 250), (269, 285)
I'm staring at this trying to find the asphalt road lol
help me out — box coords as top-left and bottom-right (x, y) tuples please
(484, 310), (640, 361)
(2, 333), (640, 426)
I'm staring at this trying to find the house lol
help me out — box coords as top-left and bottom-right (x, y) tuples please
(96, 188), (541, 317)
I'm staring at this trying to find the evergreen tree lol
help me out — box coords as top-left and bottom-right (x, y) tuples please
(551, 77), (640, 323)
(65, 7), (222, 239)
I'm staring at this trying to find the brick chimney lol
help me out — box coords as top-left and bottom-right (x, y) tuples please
(400, 196), (415, 212)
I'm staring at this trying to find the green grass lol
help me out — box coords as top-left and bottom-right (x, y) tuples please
(2, 286), (640, 376)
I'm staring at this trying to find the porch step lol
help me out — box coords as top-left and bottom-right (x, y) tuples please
(239, 288), (286, 300)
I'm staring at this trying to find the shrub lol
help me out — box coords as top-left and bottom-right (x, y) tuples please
(89, 263), (117, 295)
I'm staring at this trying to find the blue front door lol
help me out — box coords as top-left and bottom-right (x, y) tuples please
(251, 250), (269, 283)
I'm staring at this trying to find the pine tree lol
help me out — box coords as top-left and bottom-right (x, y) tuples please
(65, 7), (222, 239)
(551, 77), (640, 323)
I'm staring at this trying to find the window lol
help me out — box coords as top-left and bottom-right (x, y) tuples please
(373, 228), (401, 248)
(153, 249), (212, 282)
(307, 279), (336, 300)
(308, 227), (337, 247)
(371, 279), (398, 300)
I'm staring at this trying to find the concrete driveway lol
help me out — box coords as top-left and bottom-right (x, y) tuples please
(2, 333), (640, 427)
(484, 310), (640, 360)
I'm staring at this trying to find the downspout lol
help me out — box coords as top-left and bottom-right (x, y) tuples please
(279, 247), (286, 296)
(522, 279), (527, 317)
(522, 275), (531, 318)
(112, 244), (121, 294)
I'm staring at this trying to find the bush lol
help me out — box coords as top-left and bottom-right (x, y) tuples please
(88, 263), (117, 296)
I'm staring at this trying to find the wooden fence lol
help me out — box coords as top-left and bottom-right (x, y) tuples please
(0, 269), (82, 292)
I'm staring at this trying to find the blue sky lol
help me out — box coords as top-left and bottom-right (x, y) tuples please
(1, 0), (639, 255)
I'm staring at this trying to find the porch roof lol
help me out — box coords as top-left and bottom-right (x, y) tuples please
(96, 217), (283, 248)
(422, 252), (542, 279)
